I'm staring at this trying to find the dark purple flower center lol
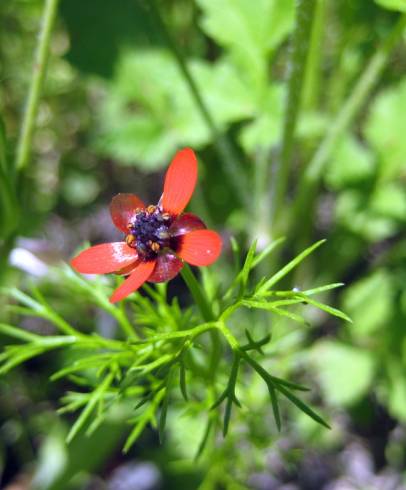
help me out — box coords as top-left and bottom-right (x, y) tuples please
(126, 205), (173, 260)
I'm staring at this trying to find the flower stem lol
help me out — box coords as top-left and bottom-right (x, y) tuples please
(272, 0), (317, 228)
(15, 0), (59, 173)
(180, 264), (221, 381)
(291, 13), (406, 241)
(181, 264), (214, 322)
(148, 0), (250, 208)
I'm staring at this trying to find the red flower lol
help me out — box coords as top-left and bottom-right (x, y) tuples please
(71, 148), (222, 303)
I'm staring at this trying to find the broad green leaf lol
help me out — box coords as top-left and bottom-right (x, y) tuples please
(342, 270), (392, 338)
(197, 0), (294, 96)
(375, 0), (406, 12)
(62, 172), (100, 206)
(312, 341), (375, 406)
(364, 79), (406, 181)
(239, 84), (284, 151)
(95, 50), (254, 168)
(370, 183), (406, 221)
(384, 360), (406, 422)
(325, 134), (375, 190)
(335, 190), (396, 241)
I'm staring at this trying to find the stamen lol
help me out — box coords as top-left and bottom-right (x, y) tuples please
(126, 205), (173, 260)
(126, 234), (136, 246)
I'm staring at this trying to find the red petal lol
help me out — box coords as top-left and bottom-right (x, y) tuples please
(177, 230), (222, 266)
(71, 243), (138, 274)
(148, 252), (183, 283)
(110, 193), (145, 233)
(115, 261), (140, 276)
(161, 148), (198, 215)
(109, 260), (155, 303)
(169, 213), (206, 237)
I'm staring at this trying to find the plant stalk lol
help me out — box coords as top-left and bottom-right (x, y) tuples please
(15, 0), (59, 172)
(291, 13), (406, 239)
(148, 0), (250, 208)
(272, 0), (317, 228)
(180, 264), (221, 380)
(302, 0), (326, 111)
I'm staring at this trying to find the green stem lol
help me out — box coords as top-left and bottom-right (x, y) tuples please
(148, 0), (250, 208)
(291, 13), (406, 238)
(15, 0), (59, 172)
(272, 0), (317, 228)
(302, 0), (326, 111)
(181, 264), (215, 322)
(180, 264), (221, 380)
(252, 149), (271, 245)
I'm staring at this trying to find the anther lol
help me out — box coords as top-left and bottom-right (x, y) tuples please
(126, 234), (136, 246)
(151, 242), (160, 252)
(162, 212), (171, 221)
(146, 205), (156, 214)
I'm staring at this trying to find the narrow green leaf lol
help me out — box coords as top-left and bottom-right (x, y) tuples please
(194, 417), (213, 461)
(268, 375), (310, 392)
(179, 362), (188, 401)
(50, 354), (113, 381)
(242, 328), (269, 354)
(210, 389), (228, 410)
(230, 236), (241, 272)
(223, 396), (233, 437)
(238, 239), (258, 295)
(300, 282), (344, 295)
(257, 239), (326, 293)
(251, 237), (286, 268)
(123, 417), (149, 453)
(158, 388), (169, 444)
(0, 323), (40, 342)
(297, 295), (352, 322)
(123, 389), (165, 453)
(241, 300), (309, 326)
(0, 346), (44, 375)
(66, 372), (114, 443)
(276, 383), (331, 429)
(266, 381), (281, 431)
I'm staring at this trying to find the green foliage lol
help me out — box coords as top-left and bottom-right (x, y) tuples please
(325, 134), (375, 190)
(2, 0), (406, 486)
(343, 270), (393, 338)
(197, 0), (294, 95)
(95, 50), (254, 167)
(311, 341), (376, 406)
(0, 114), (19, 241)
(60, 0), (161, 77)
(375, 0), (406, 12)
(1, 241), (348, 454)
(364, 79), (406, 182)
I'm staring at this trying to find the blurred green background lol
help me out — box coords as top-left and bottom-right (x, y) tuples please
(1, 0), (406, 488)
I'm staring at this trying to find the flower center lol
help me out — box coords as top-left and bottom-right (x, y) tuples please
(126, 205), (173, 260)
